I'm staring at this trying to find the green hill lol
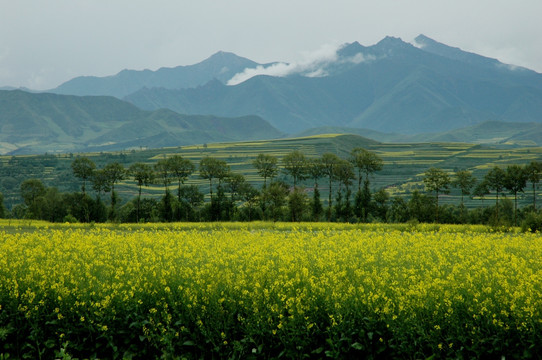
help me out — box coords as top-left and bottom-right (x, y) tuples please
(0, 90), (283, 155)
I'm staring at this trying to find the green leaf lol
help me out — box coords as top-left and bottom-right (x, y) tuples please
(351, 342), (364, 350)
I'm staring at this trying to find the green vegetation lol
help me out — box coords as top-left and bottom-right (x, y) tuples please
(1, 134), (542, 228)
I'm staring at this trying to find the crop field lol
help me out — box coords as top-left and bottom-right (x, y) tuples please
(1, 221), (541, 358)
(2, 134), (542, 209)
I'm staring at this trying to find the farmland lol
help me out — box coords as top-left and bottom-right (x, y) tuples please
(2, 134), (542, 210)
(0, 221), (541, 358)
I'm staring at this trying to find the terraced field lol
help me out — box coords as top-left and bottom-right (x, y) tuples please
(1, 134), (542, 209)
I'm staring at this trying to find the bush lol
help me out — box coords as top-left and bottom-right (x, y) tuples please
(521, 212), (542, 232)
(63, 214), (78, 223)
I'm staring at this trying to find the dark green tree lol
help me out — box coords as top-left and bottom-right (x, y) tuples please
(154, 158), (172, 194)
(178, 185), (204, 221)
(321, 153), (340, 221)
(504, 164), (527, 226)
(282, 150), (307, 187)
(423, 167), (451, 223)
(263, 181), (289, 222)
(71, 157), (96, 195)
(334, 160), (355, 221)
(253, 153), (278, 188)
(91, 169), (111, 200)
(129, 162), (155, 223)
(20, 178), (46, 219)
(372, 188), (390, 221)
(239, 183), (260, 221)
(199, 157), (230, 200)
(0, 192), (6, 218)
(350, 148), (383, 192)
(167, 155), (195, 201)
(484, 166), (506, 222)
(103, 162), (125, 219)
(453, 169), (477, 222)
(473, 180), (490, 208)
(525, 161), (542, 210)
(288, 187), (308, 222)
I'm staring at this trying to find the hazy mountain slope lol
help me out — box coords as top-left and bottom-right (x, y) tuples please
(51, 52), (260, 98)
(0, 90), (283, 154)
(125, 35), (542, 134)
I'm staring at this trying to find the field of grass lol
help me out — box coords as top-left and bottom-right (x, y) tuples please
(1, 220), (541, 358)
(2, 134), (542, 209)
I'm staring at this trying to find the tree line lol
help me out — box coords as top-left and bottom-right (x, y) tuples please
(2, 148), (542, 229)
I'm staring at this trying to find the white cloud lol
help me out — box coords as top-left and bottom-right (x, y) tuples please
(227, 43), (341, 85)
(226, 42), (380, 85)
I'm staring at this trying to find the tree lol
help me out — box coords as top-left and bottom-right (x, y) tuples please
(103, 162), (125, 218)
(288, 187), (308, 222)
(154, 158), (172, 194)
(372, 188), (390, 221)
(504, 164), (527, 226)
(252, 154), (278, 188)
(239, 183), (260, 222)
(224, 173), (246, 219)
(408, 190), (436, 223)
(262, 181), (289, 222)
(129, 162), (155, 223)
(453, 169), (477, 221)
(20, 179), (46, 219)
(199, 157), (230, 200)
(167, 155), (195, 201)
(91, 169), (111, 200)
(423, 167), (451, 223)
(350, 148), (383, 192)
(473, 180), (490, 207)
(306, 158), (324, 221)
(334, 160), (355, 220)
(71, 157), (96, 195)
(307, 158), (324, 188)
(525, 161), (542, 210)
(484, 166), (506, 221)
(225, 173), (246, 203)
(282, 150), (307, 187)
(320, 153), (340, 221)
(179, 185), (204, 220)
(0, 192), (6, 218)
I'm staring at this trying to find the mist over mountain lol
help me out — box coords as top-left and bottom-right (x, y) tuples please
(0, 90), (282, 155)
(121, 35), (542, 134)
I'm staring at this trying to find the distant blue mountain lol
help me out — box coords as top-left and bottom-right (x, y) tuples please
(51, 51), (261, 98)
(123, 35), (542, 134)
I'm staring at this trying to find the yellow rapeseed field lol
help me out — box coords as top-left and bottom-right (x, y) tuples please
(0, 221), (541, 358)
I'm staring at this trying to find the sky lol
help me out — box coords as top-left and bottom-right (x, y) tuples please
(1, 0), (541, 90)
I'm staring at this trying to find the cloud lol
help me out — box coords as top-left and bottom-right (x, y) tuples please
(227, 43), (341, 85)
(226, 43), (379, 85)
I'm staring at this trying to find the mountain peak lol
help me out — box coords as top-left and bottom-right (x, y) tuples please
(338, 41), (367, 57)
(378, 36), (407, 46)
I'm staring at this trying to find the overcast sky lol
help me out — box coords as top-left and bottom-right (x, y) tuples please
(1, 0), (541, 90)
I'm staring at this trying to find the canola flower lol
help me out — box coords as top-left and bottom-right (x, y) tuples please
(0, 221), (541, 358)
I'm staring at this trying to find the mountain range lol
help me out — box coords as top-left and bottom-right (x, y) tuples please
(3, 34), (542, 154)
(122, 35), (542, 134)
